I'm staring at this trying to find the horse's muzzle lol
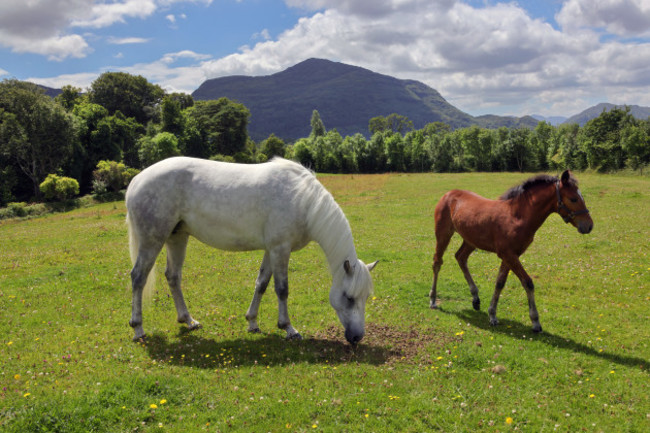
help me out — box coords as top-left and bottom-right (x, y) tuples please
(577, 220), (593, 234)
(345, 328), (364, 346)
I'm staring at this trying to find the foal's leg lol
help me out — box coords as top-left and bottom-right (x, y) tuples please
(430, 219), (454, 309)
(245, 252), (272, 333)
(269, 246), (301, 340)
(455, 241), (479, 310)
(501, 254), (542, 333)
(130, 243), (163, 341)
(488, 261), (509, 326)
(165, 232), (201, 331)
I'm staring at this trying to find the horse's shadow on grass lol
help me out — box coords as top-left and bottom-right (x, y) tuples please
(449, 307), (648, 371)
(142, 329), (398, 369)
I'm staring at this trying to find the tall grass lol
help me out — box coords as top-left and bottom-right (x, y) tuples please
(1, 172), (648, 432)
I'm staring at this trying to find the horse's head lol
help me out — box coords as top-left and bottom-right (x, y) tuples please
(557, 170), (593, 234)
(330, 259), (378, 345)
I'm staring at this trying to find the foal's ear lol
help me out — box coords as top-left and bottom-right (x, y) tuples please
(560, 170), (571, 185)
(344, 260), (353, 275)
(367, 260), (379, 272)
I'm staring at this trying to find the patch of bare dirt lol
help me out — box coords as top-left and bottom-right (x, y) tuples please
(312, 322), (457, 364)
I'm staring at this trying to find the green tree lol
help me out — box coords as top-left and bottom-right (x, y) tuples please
(138, 132), (181, 167)
(259, 134), (286, 160)
(310, 109), (326, 138)
(161, 96), (184, 137)
(55, 85), (83, 111)
(0, 80), (77, 198)
(369, 113), (413, 135)
(89, 72), (164, 124)
(188, 98), (250, 157)
(621, 124), (650, 173)
(580, 107), (635, 171)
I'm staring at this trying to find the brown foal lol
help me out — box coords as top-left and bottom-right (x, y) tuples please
(430, 170), (593, 332)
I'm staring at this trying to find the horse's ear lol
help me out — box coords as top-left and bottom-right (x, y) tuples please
(344, 260), (353, 275)
(560, 170), (571, 185)
(366, 260), (379, 272)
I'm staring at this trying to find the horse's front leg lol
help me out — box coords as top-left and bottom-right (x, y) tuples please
(270, 247), (302, 340)
(245, 253), (272, 333)
(502, 254), (542, 333)
(488, 261), (509, 326)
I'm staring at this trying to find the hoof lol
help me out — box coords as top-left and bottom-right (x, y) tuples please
(532, 325), (543, 333)
(472, 299), (481, 311)
(132, 334), (146, 343)
(430, 299), (439, 309)
(248, 327), (261, 334)
(188, 321), (202, 331)
(286, 332), (303, 341)
(489, 318), (498, 327)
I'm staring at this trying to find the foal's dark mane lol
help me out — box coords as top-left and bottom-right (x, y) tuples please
(499, 174), (558, 200)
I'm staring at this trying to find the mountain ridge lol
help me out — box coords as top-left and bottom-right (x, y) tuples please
(192, 58), (537, 140)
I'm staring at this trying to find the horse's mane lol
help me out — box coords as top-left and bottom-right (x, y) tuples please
(272, 157), (372, 299)
(499, 174), (558, 200)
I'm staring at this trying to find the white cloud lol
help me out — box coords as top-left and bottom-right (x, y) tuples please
(557, 0), (650, 37)
(27, 72), (100, 91)
(107, 36), (152, 45)
(191, 0), (650, 116)
(166, 14), (177, 24)
(0, 0), (199, 60)
(70, 0), (157, 28)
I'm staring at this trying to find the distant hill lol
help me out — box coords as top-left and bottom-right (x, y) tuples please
(563, 103), (650, 126)
(38, 85), (62, 98)
(192, 58), (538, 141)
(531, 114), (567, 126)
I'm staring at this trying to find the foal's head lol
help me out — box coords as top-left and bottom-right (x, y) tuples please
(330, 259), (378, 345)
(557, 170), (593, 234)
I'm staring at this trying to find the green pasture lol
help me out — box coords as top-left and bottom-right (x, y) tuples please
(1, 172), (648, 432)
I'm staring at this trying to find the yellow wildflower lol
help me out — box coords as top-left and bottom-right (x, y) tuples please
(506, 417), (513, 424)
(150, 404), (158, 409)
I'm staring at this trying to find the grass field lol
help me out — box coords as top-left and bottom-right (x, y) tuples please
(1, 171), (648, 432)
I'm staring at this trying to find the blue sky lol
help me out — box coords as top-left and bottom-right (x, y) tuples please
(2, 0), (650, 118)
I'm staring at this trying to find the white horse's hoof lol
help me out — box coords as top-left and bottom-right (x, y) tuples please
(287, 332), (302, 341)
(188, 321), (202, 331)
(248, 327), (261, 333)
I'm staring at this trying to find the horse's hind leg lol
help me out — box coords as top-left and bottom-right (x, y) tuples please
(455, 241), (479, 310)
(430, 215), (454, 309)
(130, 244), (163, 341)
(165, 231), (201, 331)
(245, 252), (272, 333)
(488, 261), (509, 326)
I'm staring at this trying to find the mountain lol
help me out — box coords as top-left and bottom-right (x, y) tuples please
(531, 114), (567, 126)
(563, 103), (650, 126)
(38, 85), (62, 98)
(192, 58), (537, 141)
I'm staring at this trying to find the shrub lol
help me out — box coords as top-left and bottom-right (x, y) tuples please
(8, 201), (27, 217)
(92, 160), (139, 195)
(39, 174), (80, 201)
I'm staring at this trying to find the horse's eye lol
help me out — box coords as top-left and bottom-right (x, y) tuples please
(570, 198), (578, 203)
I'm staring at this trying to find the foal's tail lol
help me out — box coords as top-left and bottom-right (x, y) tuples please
(126, 212), (156, 300)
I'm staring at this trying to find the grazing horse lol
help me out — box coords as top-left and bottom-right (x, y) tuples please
(429, 170), (593, 332)
(125, 157), (377, 345)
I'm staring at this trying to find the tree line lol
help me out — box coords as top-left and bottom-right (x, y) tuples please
(1, 73), (649, 207)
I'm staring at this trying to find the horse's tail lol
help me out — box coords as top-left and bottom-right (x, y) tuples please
(126, 212), (156, 300)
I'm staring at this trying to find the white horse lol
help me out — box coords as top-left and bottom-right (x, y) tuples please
(125, 157), (377, 345)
